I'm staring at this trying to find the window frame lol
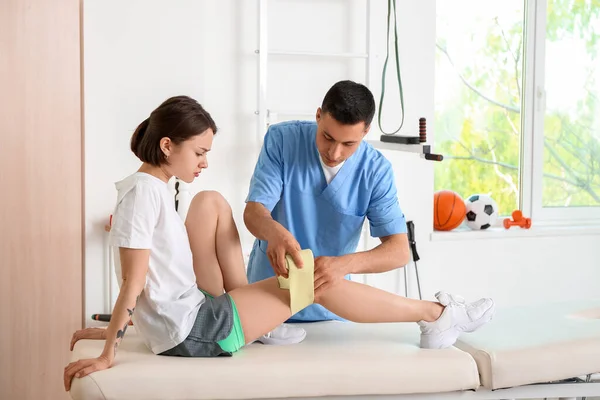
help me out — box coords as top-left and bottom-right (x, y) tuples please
(526, 0), (600, 225)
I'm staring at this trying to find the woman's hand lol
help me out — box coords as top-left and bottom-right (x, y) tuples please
(64, 355), (112, 391)
(70, 327), (107, 351)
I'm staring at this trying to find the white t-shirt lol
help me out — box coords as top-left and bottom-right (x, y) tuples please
(319, 156), (345, 184)
(109, 172), (205, 354)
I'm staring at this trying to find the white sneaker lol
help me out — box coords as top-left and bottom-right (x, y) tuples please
(418, 293), (495, 349)
(435, 291), (493, 333)
(254, 324), (307, 346)
(435, 291), (466, 306)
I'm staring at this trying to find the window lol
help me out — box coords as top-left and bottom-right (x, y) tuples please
(434, 0), (600, 225)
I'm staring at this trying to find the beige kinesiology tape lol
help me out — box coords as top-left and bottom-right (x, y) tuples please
(276, 249), (315, 314)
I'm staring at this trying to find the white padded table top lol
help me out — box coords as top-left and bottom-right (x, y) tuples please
(456, 299), (600, 390)
(70, 321), (480, 400)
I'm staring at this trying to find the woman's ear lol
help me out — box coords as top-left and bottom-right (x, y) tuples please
(159, 137), (172, 158)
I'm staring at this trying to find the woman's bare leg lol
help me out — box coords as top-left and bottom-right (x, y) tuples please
(228, 277), (444, 345)
(185, 191), (248, 297)
(316, 280), (444, 323)
(186, 193), (304, 344)
(228, 278), (292, 344)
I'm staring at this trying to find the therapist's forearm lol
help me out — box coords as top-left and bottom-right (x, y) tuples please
(344, 234), (410, 274)
(244, 201), (288, 242)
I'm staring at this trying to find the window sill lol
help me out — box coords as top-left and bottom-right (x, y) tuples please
(430, 224), (600, 241)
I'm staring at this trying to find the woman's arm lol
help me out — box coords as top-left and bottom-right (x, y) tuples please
(64, 247), (149, 391)
(100, 248), (148, 360)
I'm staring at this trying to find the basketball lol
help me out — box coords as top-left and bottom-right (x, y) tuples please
(434, 190), (466, 231)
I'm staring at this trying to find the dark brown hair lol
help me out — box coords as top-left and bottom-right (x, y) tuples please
(130, 95), (218, 165)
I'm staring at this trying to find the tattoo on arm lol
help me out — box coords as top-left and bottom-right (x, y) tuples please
(113, 296), (139, 357)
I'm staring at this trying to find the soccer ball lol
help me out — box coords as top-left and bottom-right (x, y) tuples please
(465, 194), (498, 230)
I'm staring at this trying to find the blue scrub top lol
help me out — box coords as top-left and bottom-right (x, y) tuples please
(245, 121), (407, 322)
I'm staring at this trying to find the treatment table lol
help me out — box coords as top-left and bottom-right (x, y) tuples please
(69, 300), (600, 400)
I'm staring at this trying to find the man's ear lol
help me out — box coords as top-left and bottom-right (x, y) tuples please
(363, 123), (371, 136)
(316, 107), (322, 122)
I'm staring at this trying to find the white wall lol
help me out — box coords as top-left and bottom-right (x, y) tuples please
(83, 0), (213, 318)
(83, 0), (600, 325)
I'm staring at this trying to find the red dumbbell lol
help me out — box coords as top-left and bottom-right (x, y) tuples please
(503, 210), (532, 229)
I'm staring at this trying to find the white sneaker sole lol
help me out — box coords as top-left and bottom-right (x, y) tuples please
(253, 330), (307, 346)
(461, 300), (496, 333)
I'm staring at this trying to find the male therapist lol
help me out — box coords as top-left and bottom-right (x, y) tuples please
(244, 80), (410, 323)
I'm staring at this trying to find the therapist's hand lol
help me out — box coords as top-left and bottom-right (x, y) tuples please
(266, 228), (304, 278)
(314, 256), (352, 299)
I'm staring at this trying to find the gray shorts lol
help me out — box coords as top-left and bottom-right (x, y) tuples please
(159, 290), (236, 357)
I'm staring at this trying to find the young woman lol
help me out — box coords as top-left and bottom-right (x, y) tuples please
(64, 95), (495, 392)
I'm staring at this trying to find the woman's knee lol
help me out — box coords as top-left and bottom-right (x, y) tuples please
(189, 190), (231, 215)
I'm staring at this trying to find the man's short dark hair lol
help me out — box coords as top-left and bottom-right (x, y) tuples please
(321, 80), (376, 126)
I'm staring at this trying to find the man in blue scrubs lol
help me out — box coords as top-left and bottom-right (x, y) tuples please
(244, 80), (410, 323)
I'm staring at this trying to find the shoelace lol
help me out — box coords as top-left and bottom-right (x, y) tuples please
(437, 292), (466, 306)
